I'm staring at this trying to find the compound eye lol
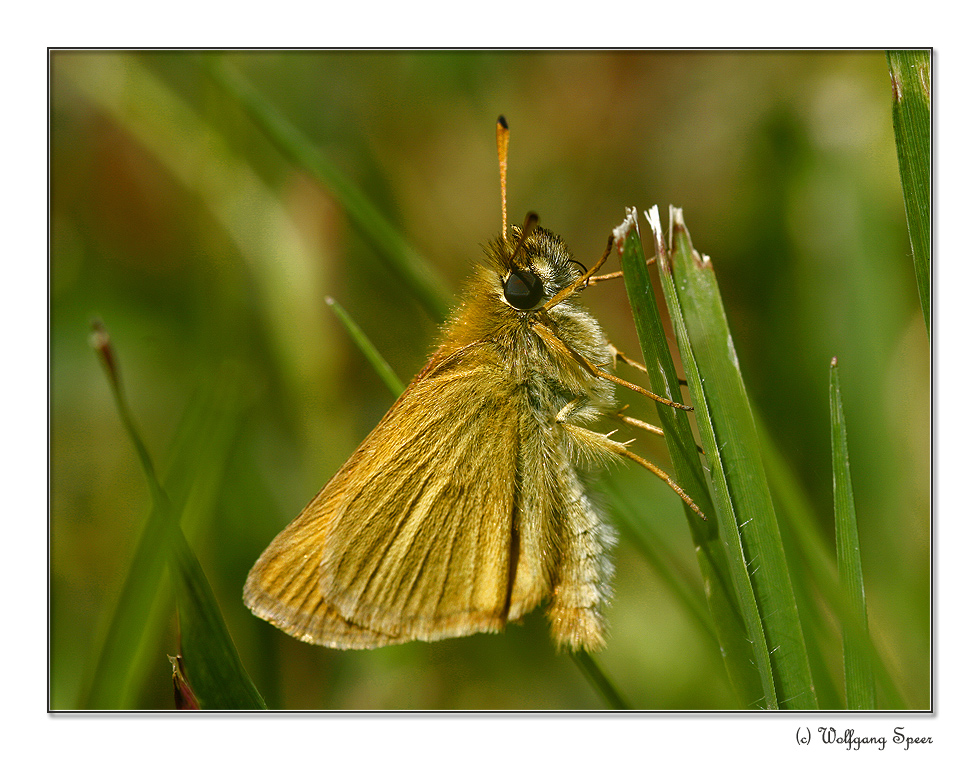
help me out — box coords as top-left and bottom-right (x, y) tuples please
(503, 269), (544, 310)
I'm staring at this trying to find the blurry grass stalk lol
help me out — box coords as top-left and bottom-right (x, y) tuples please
(830, 358), (876, 709)
(630, 206), (818, 709)
(89, 322), (266, 710)
(886, 50), (931, 338)
(325, 297), (404, 397)
(208, 56), (452, 321)
(328, 296), (630, 709)
(569, 651), (629, 710)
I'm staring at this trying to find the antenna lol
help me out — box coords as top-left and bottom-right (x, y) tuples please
(496, 115), (509, 242)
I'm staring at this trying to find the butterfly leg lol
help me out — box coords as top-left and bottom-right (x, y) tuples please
(584, 254), (657, 285)
(614, 406), (667, 439)
(531, 319), (692, 411)
(558, 414), (705, 520)
(606, 341), (648, 373)
(606, 342), (689, 387)
(613, 406), (705, 454)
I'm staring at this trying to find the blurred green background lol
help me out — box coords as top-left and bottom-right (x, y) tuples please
(50, 50), (929, 710)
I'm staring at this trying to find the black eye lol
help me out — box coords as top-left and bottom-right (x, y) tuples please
(503, 270), (544, 310)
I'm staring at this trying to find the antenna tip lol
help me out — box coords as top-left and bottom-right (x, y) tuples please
(497, 114), (509, 130)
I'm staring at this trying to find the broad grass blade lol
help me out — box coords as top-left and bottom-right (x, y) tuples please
(651, 207), (817, 709)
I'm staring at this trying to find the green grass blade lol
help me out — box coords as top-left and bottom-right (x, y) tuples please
(756, 418), (906, 708)
(758, 417), (907, 708)
(168, 529), (266, 709)
(616, 213), (711, 517)
(830, 358), (876, 709)
(90, 323), (266, 710)
(652, 207), (817, 709)
(80, 371), (245, 709)
(886, 50), (931, 338)
(325, 297), (404, 398)
(207, 58), (452, 322)
(753, 418), (846, 709)
(617, 209), (764, 709)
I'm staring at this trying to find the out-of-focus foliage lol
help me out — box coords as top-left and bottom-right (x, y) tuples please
(51, 51), (928, 710)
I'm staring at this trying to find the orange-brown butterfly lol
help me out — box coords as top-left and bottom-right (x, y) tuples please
(244, 116), (702, 652)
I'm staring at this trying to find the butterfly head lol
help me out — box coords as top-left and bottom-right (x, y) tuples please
(488, 220), (581, 314)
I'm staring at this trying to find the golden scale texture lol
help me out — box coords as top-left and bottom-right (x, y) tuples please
(245, 226), (626, 652)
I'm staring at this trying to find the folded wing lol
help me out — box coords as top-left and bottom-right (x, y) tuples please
(244, 345), (532, 648)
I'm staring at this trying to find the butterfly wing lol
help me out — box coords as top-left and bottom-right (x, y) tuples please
(244, 344), (539, 648)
